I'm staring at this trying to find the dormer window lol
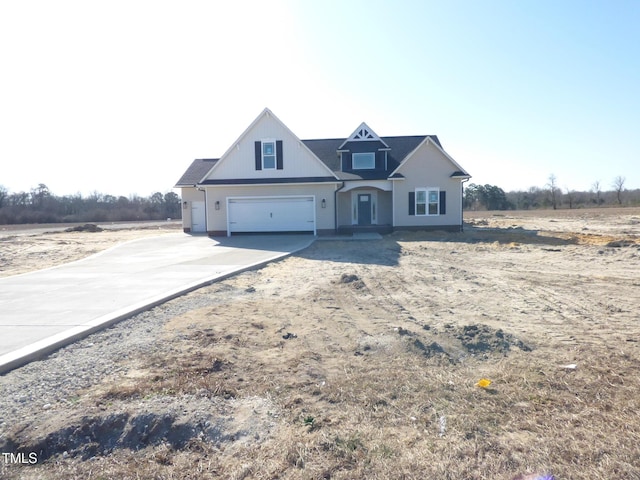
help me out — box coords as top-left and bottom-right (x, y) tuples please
(352, 152), (375, 170)
(262, 140), (276, 169)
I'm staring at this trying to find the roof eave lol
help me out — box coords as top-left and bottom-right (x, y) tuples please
(388, 136), (431, 177)
(390, 136), (470, 178)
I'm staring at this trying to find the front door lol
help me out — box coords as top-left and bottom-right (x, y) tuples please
(357, 194), (372, 225)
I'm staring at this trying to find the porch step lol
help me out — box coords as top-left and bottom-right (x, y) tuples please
(317, 232), (382, 241)
(336, 225), (393, 235)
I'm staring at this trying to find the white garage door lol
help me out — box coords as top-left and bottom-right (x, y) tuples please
(228, 196), (315, 234)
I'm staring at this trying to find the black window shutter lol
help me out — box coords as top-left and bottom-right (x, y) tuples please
(439, 191), (446, 215)
(276, 140), (283, 170)
(408, 192), (415, 216)
(254, 141), (262, 170)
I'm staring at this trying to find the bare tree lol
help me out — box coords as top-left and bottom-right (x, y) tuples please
(612, 176), (626, 205)
(30, 183), (51, 208)
(546, 174), (559, 210)
(565, 186), (576, 209)
(591, 180), (602, 205)
(0, 185), (7, 208)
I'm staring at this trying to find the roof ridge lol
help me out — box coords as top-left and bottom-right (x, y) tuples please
(301, 134), (430, 142)
(381, 134), (429, 138)
(301, 138), (345, 142)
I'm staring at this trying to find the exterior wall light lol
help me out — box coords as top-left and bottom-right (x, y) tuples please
(182, 201), (188, 209)
(321, 198), (326, 208)
(215, 201), (220, 210)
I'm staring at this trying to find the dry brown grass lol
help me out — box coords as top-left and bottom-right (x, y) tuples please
(3, 210), (640, 479)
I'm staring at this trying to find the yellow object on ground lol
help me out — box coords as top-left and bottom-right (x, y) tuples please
(476, 378), (492, 388)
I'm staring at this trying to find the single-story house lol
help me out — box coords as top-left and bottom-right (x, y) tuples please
(175, 108), (471, 236)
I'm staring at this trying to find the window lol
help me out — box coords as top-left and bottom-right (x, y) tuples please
(416, 188), (439, 215)
(416, 190), (426, 215)
(262, 141), (276, 169)
(255, 140), (283, 170)
(352, 152), (375, 170)
(428, 190), (439, 215)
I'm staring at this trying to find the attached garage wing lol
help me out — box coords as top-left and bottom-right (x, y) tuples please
(227, 196), (316, 235)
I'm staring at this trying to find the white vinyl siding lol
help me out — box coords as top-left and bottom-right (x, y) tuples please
(205, 112), (335, 180)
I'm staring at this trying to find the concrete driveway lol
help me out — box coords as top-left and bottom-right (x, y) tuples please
(0, 233), (315, 374)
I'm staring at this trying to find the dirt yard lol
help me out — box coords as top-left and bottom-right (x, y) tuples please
(0, 221), (182, 278)
(1, 208), (639, 479)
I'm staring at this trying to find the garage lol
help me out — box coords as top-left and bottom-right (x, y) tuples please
(227, 196), (316, 235)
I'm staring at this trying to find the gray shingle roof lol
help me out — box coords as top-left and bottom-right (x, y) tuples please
(302, 135), (433, 180)
(300, 138), (343, 171)
(174, 159), (218, 186)
(175, 134), (463, 186)
(450, 170), (471, 178)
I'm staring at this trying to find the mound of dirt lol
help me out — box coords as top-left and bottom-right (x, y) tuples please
(391, 323), (532, 363)
(337, 273), (367, 289)
(64, 224), (103, 233)
(412, 338), (449, 359)
(338, 273), (359, 284)
(454, 324), (532, 354)
(0, 396), (279, 462)
(23, 412), (195, 461)
(1, 412), (182, 461)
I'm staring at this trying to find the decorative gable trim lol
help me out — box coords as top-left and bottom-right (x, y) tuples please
(338, 122), (389, 150)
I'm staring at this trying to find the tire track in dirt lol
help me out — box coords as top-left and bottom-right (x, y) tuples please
(358, 264), (417, 325)
(495, 265), (638, 352)
(402, 243), (582, 346)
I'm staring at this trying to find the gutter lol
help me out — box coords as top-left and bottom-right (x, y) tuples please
(461, 178), (470, 232)
(197, 186), (208, 234)
(334, 182), (345, 234)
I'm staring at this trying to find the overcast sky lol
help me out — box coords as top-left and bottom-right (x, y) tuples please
(1, 0), (638, 197)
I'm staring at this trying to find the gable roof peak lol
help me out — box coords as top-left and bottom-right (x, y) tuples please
(339, 122), (389, 149)
(197, 107), (338, 183)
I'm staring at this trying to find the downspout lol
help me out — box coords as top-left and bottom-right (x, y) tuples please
(197, 186), (207, 235)
(334, 182), (345, 234)
(391, 178), (395, 230)
(460, 178), (469, 232)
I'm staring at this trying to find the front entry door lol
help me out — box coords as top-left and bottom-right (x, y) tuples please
(357, 194), (372, 225)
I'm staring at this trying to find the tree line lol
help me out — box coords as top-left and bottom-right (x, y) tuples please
(0, 184), (181, 224)
(464, 175), (639, 211)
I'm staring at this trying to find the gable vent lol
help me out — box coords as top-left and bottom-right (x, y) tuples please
(355, 128), (375, 140)
(339, 122), (389, 149)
